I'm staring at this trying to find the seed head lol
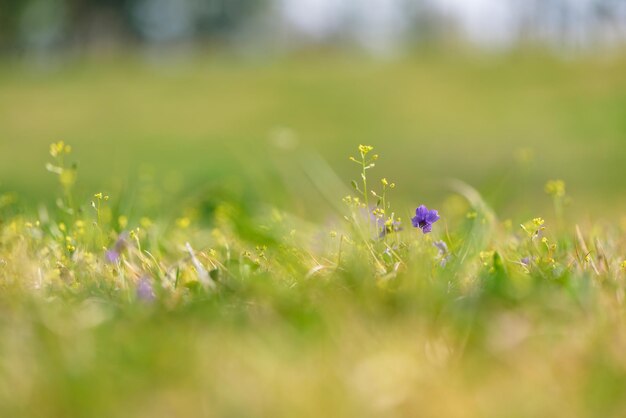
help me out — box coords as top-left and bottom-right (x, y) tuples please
(358, 144), (374, 157)
(545, 180), (566, 198)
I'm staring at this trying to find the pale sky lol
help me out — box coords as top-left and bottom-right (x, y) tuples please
(279, 0), (521, 46)
(278, 0), (613, 49)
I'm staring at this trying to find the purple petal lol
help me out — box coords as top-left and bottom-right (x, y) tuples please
(105, 250), (120, 263)
(434, 240), (448, 254)
(421, 223), (433, 234)
(426, 210), (440, 224)
(411, 215), (420, 228)
(114, 232), (129, 252)
(415, 205), (428, 221)
(136, 278), (155, 302)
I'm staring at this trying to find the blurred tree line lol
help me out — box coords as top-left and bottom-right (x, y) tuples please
(0, 0), (266, 52)
(1, 0), (625, 53)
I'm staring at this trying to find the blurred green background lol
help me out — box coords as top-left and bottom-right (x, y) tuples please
(1, 0), (626, 221)
(2, 51), (626, 221)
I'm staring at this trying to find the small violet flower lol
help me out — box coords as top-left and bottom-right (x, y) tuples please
(433, 240), (450, 267)
(433, 240), (448, 254)
(105, 249), (120, 263)
(136, 277), (155, 302)
(412, 205), (440, 234)
(104, 232), (128, 263)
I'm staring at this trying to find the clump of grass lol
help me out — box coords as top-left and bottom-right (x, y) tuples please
(0, 143), (625, 418)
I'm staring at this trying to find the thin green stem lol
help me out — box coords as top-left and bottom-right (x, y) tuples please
(361, 157), (370, 236)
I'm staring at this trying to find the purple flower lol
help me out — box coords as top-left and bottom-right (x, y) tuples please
(520, 257), (531, 266)
(433, 240), (448, 255)
(433, 240), (450, 267)
(136, 277), (155, 302)
(411, 205), (440, 234)
(105, 250), (120, 263)
(104, 232), (128, 264)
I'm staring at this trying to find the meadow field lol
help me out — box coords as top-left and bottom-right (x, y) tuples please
(1, 51), (626, 417)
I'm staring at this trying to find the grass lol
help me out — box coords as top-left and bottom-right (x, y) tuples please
(1, 52), (626, 214)
(1, 52), (626, 417)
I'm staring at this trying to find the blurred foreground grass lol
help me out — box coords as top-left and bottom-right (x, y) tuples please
(1, 53), (626, 418)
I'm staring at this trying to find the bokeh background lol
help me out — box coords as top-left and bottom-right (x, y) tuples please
(1, 0), (626, 221)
